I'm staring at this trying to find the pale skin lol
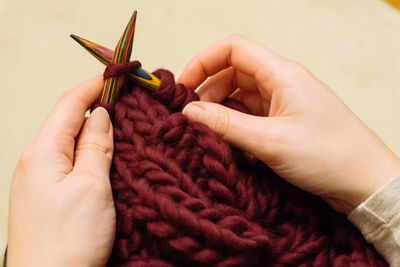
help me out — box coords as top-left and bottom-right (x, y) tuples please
(7, 76), (115, 267)
(7, 34), (400, 266)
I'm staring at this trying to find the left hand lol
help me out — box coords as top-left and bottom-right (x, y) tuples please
(7, 75), (115, 267)
(178, 35), (400, 214)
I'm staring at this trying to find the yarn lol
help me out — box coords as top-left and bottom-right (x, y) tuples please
(100, 61), (388, 267)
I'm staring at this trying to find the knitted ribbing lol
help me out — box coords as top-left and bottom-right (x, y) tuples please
(102, 61), (388, 267)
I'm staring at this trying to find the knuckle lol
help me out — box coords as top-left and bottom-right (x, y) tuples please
(267, 60), (310, 88)
(193, 55), (206, 72)
(226, 33), (244, 41)
(58, 88), (86, 108)
(18, 142), (36, 167)
(59, 88), (75, 102)
(284, 60), (309, 78)
(212, 109), (231, 140)
(76, 141), (113, 158)
(225, 34), (248, 48)
(260, 122), (285, 159)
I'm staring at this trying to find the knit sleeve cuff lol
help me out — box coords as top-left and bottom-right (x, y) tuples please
(348, 172), (400, 266)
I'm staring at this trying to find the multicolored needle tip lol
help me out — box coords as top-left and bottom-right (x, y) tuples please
(70, 10), (161, 105)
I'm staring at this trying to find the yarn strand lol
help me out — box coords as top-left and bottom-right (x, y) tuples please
(103, 61), (387, 267)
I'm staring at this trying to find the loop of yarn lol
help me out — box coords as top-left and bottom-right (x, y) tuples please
(152, 69), (199, 112)
(104, 61), (142, 79)
(92, 61), (142, 115)
(104, 61), (387, 266)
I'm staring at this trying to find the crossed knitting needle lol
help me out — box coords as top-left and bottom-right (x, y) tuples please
(70, 11), (161, 105)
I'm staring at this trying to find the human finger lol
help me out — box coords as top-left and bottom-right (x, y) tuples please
(72, 107), (113, 180)
(229, 89), (268, 116)
(182, 101), (276, 159)
(36, 75), (104, 161)
(177, 34), (288, 94)
(196, 67), (259, 103)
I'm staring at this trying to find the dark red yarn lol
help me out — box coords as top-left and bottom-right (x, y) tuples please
(100, 61), (388, 267)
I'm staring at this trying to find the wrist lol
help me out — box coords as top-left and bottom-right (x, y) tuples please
(326, 152), (400, 215)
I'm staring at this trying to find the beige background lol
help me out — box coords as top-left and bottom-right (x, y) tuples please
(1, 0), (400, 263)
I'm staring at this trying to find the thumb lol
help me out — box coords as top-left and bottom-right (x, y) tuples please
(73, 107), (114, 178)
(182, 101), (271, 158)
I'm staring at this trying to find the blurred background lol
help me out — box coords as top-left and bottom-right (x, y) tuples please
(1, 0), (399, 263)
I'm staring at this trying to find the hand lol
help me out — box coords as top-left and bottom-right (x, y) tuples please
(178, 34), (400, 215)
(7, 76), (115, 267)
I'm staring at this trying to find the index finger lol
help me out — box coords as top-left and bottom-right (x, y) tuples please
(177, 34), (288, 91)
(36, 75), (104, 160)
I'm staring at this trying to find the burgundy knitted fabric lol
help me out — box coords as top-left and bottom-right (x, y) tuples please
(100, 61), (387, 267)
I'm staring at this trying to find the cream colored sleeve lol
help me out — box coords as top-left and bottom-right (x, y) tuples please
(348, 173), (400, 267)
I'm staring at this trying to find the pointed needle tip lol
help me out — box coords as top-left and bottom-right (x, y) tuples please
(70, 34), (86, 47)
(70, 34), (79, 41)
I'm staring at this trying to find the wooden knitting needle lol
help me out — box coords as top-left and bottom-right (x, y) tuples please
(70, 36), (161, 91)
(98, 11), (137, 104)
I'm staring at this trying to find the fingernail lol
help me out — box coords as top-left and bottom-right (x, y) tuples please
(87, 107), (111, 133)
(182, 102), (205, 121)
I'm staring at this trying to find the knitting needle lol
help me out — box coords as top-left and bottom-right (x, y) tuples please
(70, 34), (161, 91)
(99, 11), (137, 104)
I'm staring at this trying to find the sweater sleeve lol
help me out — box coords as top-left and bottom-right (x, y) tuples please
(348, 173), (400, 267)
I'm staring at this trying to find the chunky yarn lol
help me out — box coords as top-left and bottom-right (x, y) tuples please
(100, 61), (387, 267)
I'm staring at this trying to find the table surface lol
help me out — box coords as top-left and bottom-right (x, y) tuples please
(1, 0), (400, 263)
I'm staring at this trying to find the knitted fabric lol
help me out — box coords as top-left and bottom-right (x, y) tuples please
(99, 61), (388, 267)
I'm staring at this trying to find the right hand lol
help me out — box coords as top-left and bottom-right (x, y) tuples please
(178, 34), (400, 215)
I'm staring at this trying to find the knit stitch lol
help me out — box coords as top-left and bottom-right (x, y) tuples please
(100, 61), (387, 267)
